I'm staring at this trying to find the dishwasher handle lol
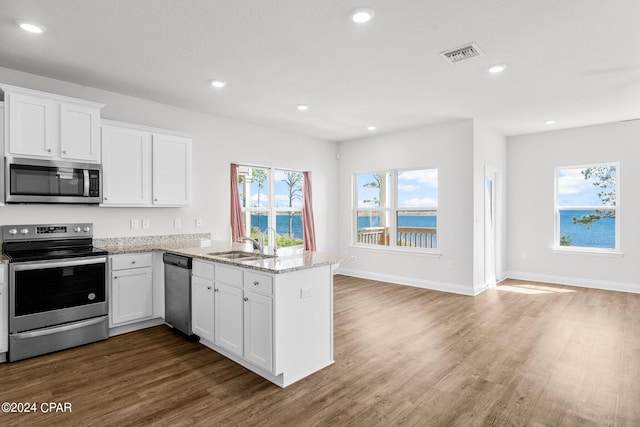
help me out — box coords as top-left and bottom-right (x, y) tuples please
(162, 253), (192, 269)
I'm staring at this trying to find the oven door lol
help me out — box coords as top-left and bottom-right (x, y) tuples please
(9, 256), (108, 333)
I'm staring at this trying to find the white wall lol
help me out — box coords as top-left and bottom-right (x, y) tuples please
(473, 122), (507, 291)
(0, 67), (339, 252)
(336, 120), (476, 295)
(507, 120), (640, 293)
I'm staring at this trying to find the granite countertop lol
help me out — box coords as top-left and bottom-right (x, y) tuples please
(94, 235), (352, 274)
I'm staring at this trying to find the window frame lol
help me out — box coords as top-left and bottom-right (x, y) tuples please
(352, 167), (439, 253)
(237, 164), (305, 249)
(553, 162), (621, 254)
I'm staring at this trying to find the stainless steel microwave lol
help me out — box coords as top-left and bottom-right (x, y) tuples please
(5, 157), (102, 204)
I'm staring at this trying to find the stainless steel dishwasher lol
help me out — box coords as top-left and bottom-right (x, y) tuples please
(163, 253), (193, 337)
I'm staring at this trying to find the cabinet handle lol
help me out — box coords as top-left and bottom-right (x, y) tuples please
(114, 276), (118, 279)
(154, 198), (158, 202)
(207, 286), (212, 290)
(131, 261), (136, 264)
(244, 297), (249, 302)
(214, 288), (219, 292)
(103, 197), (108, 201)
(253, 281), (259, 286)
(62, 150), (67, 154)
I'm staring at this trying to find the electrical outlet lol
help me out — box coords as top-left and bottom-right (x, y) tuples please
(142, 218), (150, 229)
(300, 288), (312, 299)
(195, 217), (202, 228)
(174, 218), (182, 229)
(130, 219), (139, 230)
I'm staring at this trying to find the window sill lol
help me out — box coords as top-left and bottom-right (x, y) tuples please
(350, 244), (442, 258)
(551, 247), (624, 258)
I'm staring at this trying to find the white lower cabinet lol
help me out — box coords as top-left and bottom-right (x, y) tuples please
(110, 253), (153, 327)
(214, 282), (244, 357)
(243, 290), (273, 372)
(191, 275), (214, 342)
(190, 259), (331, 387)
(191, 261), (273, 371)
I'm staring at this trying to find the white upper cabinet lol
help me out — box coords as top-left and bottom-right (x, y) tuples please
(152, 133), (192, 206)
(100, 120), (192, 207)
(60, 102), (101, 162)
(2, 85), (104, 163)
(101, 124), (152, 206)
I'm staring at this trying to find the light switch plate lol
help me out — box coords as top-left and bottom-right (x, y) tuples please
(300, 287), (312, 299)
(130, 219), (139, 230)
(174, 218), (182, 229)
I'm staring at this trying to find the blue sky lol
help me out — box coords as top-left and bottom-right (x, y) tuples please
(558, 166), (616, 206)
(357, 169), (438, 208)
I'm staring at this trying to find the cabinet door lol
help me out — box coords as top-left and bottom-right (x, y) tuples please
(7, 93), (58, 157)
(152, 133), (192, 206)
(111, 267), (153, 326)
(60, 103), (101, 162)
(214, 282), (244, 357)
(101, 125), (152, 205)
(244, 291), (273, 372)
(192, 276), (215, 342)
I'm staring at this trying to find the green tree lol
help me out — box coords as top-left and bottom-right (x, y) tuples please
(282, 172), (303, 238)
(362, 174), (381, 207)
(572, 166), (616, 227)
(250, 168), (268, 208)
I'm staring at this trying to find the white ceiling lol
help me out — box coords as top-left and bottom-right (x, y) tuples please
(1, 0), (639, 141)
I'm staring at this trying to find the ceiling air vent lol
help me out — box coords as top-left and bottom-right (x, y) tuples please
(440, 43), (483, 64)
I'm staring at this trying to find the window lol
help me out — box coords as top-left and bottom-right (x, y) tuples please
(555, 163), (619, 251)
(237, 165), (304, 248)
(354, 168), (438, 250)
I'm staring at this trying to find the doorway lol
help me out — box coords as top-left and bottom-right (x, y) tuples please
(484, 167), (501, 287)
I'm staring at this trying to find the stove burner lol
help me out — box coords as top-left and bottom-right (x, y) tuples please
(1, 223), (107, 262)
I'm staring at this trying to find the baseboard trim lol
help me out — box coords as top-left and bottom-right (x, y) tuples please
(335, 267), (477, 296)
(505, 271), (640, 294)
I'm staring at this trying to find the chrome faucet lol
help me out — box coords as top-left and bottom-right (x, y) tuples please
(265, 227), (279, 255)
(237, 236), (261, 252)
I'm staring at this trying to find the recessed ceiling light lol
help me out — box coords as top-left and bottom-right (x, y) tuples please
(16, 20), (46, 34)
(488, 64), (507, 74)
(544, 120), (556, 125)
(209, 79), (227, 88)
(367, 126), (377, 131)
(297, 104), (309, 111)
(349, 8), (375, 23)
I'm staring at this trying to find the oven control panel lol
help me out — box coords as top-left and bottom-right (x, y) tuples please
(2, 223), (94, 241)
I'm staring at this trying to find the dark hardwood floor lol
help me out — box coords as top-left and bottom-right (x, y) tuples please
(2, 276), (639, 426)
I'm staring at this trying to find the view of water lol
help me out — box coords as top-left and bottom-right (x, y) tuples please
(358, 215), (437, 229)
(251, 214), (304, 239)
(560, 209), (615, 248)
(253, 211), (613, 248)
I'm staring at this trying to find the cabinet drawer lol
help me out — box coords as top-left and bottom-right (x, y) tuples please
(111, 253), (153, 271)
(193, 260), (214, 280)
(244, 271), (273, 295)
(215, 264), (243, 286)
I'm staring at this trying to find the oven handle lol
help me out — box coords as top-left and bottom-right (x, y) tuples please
(11, 316), (107, 340)
(12, 256), (107, 271)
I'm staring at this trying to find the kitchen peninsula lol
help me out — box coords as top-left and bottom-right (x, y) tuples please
(96, 236), (351, 387)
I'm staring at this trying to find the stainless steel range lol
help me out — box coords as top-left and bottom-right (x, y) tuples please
(1, 223), (109, 362)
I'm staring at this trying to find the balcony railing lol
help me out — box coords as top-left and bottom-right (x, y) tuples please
(356, 227), (437, 249)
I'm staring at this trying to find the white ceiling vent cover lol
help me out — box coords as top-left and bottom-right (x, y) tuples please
(440, 43), (483, 64)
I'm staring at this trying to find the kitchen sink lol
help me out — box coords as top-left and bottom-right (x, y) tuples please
(206, 251), (276, 261)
